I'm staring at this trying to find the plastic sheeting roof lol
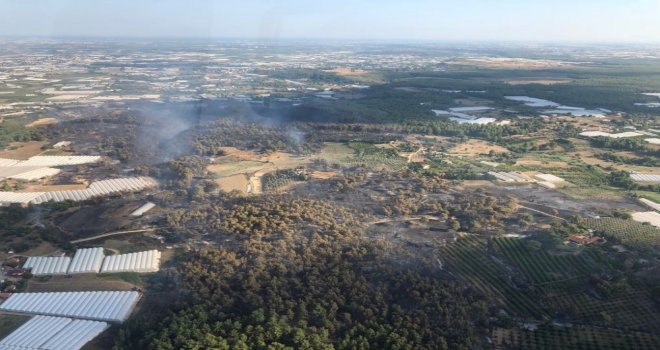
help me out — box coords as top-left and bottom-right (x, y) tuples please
(0, 315), (108, 350)
(0, 291), (140, 323)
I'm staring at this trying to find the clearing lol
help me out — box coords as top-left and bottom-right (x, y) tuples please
(27, 274), (138, 292)
(0, 141), (48, 160)
(217, 174), (250, 193)
(25, 118), (57, 127)
(449, 140), (509, 156)
(505, 78), (573, 85)
(315, 142), (354, 163)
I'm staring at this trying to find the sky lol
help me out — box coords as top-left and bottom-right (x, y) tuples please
(1, 0), (660, 43)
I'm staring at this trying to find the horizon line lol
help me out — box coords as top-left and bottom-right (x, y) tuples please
(1, 35), (660, 47)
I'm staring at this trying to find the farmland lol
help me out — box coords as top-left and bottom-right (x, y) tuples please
(494, 326), (660, 350)
(583, 217), (660, 253)
(1, 39), (660, 349)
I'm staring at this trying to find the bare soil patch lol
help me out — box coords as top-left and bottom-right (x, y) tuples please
(515, 159), (571, 169)
(505, 78), (573, 85)
(0, 141), (47, 160)
(218, 146), (260, 160)
(217, 174), (249, 194)
(26, 117), (57, 127)
(27, 274), (137, 292)
(326, 68), (368, 76)
(311, 171), (339, 180)
(449, 140), (509, 156)
(19, 183), (88, 192)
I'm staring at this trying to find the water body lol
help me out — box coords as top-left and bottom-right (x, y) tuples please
(636, 93), (660, 107)
(505, 96), (559, 107)
(505, 96), (608, 117)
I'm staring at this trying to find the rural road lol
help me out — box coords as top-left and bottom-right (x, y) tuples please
(70, 228), (159, 244)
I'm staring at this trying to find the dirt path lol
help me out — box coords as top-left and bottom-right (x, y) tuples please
(369, 215), (440, 225)
(248, 171), (265, 194)
(71, 228), (158, 244)
(518, 205), (567, 222)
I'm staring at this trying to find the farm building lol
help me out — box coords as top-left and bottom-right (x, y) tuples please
(567, 235), (606, 246)
(23, 256), (71, 276)
(536, 181), (557, 189)
(5, 269), (26, 277)
(579, 131), (644, 138)
(3, 257), (21, 268)
(52, 141), (72, 149)
(129, 202), (156, 217)
(100, 250), (161, 273)
(630, 174), (660, 183)
(9, 167), (61, 181)
(639, 198), (660, 212)
(67, 248), (105, 274)
(0, 158), (19, 167)
(631, 211), (660, 228)
(0, 177), (157, 206)
(0, 166), (60, 181)
(15, 155), (101, 167)
(31, 177), (157, 205)
(0, 191), (45, 206)
(0, 315), (108, 350)
(533, 173), (565, 183)
(488, 171), (535, 183)
(0, 291), (140, 322)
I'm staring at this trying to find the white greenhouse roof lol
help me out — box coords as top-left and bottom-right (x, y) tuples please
(9, 167), (61, 181)
(40, 319), (109, 350)
(0, 177), (157, 206)
(639, 198), (660, 212)
(0, 315), (108, 350)
(101, 250), (161, 273)
(15, 156), (101, 167)
(630, 174), (660, 183)
(534, 173), (565, 183)
(488, 171), (534, 183)
(0, 158), (19, 167)
(130, 202), (156, 217)
(0, 191), (45, 205)
(0, 315), (71, 349)
(579, 131), (644, 138)
(631, 211), (660, 228)
(23, 256), (71, 276)
(67, 248), (105, 274)
(0, 291), (140, 323)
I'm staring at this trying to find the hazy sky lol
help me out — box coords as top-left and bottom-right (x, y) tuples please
(1, 0), (660, 43)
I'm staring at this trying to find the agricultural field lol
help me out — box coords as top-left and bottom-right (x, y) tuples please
(438, 237), (547, 319)
(448, 139), (510, 156)
(493, 326), (660, 350)
(583, 217), (660, 253)
(216, 174), (249, 193)
(1, 39), (660, 350)
(0, 141), (48, 160)
(342, 142), (408, 170)
(207, 160), (273, 178)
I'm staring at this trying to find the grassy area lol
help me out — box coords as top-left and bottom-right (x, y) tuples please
(584, 217), (660, 253)
(315, 142), (354, 163)
(97, 272), (143, 286)
(559, 186), (626, 201)
(439, 237), (546, 318)
(635, 191), (660, 204)
(494, 325), (660, 350)
(208, 160), (273, 177)
(27, 274), (138, 292)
